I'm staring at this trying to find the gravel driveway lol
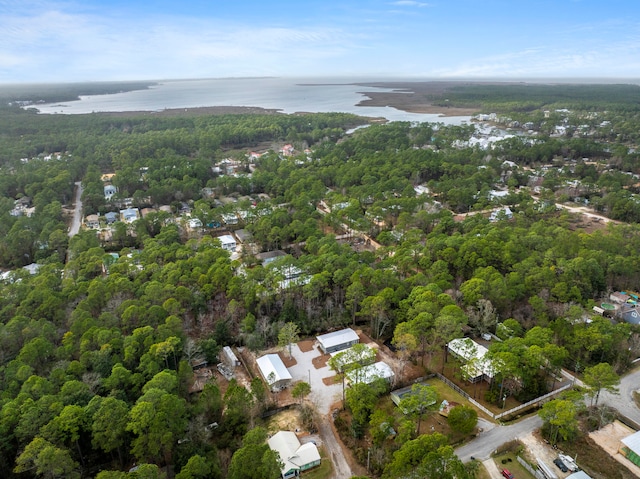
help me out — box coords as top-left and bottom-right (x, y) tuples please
(288, 342), (354, 478)
(287, 342), (342, 415)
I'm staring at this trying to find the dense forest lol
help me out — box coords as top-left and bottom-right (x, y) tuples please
(1, 83), (640, 478)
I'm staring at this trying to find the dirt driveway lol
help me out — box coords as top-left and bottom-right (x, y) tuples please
(589, 421), (640, 477)
(519, 431), (570, 478)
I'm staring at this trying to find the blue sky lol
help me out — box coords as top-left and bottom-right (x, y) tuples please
(1, 0), (639, 83)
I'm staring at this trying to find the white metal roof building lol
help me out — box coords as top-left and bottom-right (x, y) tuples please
(346, 361), (394, 386)
(447, 338), (497, 382)
(316, 328), (359, 354)
(622, 430), (640, 468)
(267, 431), (321, 479)
(216, 234), (237, 252)
(256, 354), (292, 391)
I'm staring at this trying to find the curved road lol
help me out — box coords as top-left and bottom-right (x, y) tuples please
(68, 181), (83, 237)
(456, 367), (640, 462)
(600, 365), (640, 425)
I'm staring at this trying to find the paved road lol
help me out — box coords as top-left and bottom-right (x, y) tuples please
(599, 365), (640, 425)
(455, 414), (543, 462)
(68, 181), (83, 237)
(456, 366), (640, 462)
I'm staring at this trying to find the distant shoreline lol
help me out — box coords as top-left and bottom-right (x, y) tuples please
(352, 81), (489, 117)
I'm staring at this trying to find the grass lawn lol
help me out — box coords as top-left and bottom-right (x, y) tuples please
(475, 463), (492, 479)
(302, 448), (333, 479)
(493, 452), (535, 479)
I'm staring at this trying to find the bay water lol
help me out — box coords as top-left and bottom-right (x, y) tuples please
(34, 77), (471, 124)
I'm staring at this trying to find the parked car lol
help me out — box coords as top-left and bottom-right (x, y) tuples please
(501, 469), (514, 479)
(554, 457), (568, 472)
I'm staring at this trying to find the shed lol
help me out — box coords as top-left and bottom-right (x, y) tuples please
(220, 346), (240, 368)
(390, 381), (435, 409)
(316, 328), (359, 354)
(346, 361), (394, 386)
(622, 429), (640, 467)
(267, 431), (321, 479)
(256, 354), (292, 391)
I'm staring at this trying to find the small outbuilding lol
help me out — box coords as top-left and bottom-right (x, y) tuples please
(220, 346), (240, 368)
(316, 328), (359, 354)
(256, 354), (292, 391)
(390, 381), (436, 409)
(622, 429), (640, 467)
(267, 431), (321, 479)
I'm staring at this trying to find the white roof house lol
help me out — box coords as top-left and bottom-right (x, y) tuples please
(120, 207), (139, 223)
(256, 354), (292, 390)
(447, 338), (497, 382)
(268, 431), (321, 479)
(216, 234), (236, 252)
(104, 184), (117, 200)
(346, 361), (394, 386)
(316, 328), (359, 354)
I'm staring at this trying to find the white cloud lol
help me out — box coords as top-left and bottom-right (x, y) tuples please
(390, 1), (431, 6)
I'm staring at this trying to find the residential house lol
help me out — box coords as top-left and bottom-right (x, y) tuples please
(105, 212), (119, 224)
(256, 354), (292, 391)
(316, 328), (360, 354)
(280, 144), (295, 156)
(85, 214), (100, 229)
(188, 218), (203, 229)
(216, 234), (236, 252)
(489, 207), (513, 222)
(255, 250), (287, 265)
(346, 361), (394, 386)
(120, 207), (139, 223)
(104, 184), (117, 200)
(222, 213), (238, 225)
(234, 229), (252, 244)
(267, 431), (321, 479)
(447, 338), (496, 383)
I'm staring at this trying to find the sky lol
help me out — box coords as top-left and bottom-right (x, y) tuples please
(1, 0), (640, 83)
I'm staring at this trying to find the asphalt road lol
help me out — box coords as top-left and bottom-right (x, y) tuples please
(599, 365), (640, 425)
(456, 366), (640, 462)
(455, 414), (543, 462)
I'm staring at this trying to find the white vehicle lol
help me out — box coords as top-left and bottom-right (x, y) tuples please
(558, 454), (579, 472)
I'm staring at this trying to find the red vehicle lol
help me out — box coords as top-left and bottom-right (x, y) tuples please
(501, 469), (514, 479)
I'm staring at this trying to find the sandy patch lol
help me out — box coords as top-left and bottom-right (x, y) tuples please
(278, 351), (297, 368)
(312, 353), (330, 369)
(298, 339), (315, 353)
(590, 421), (640, 477)
(323, 376), (340, 386)
(265, 408), (304, 435)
